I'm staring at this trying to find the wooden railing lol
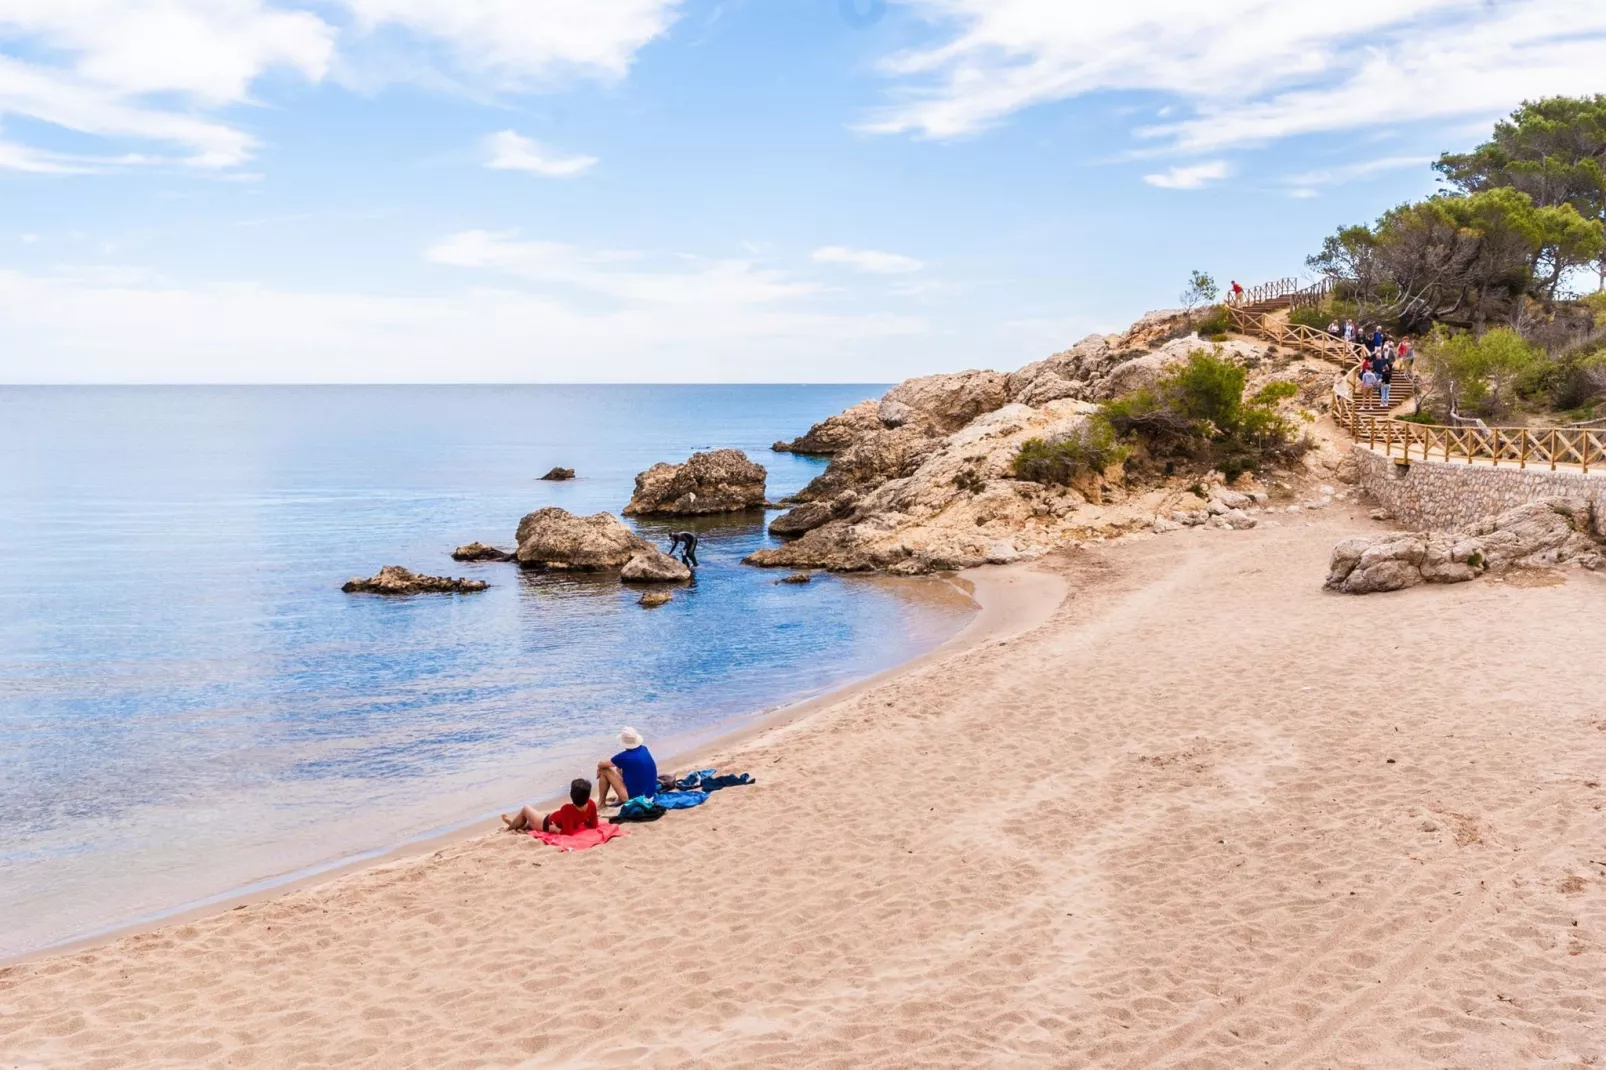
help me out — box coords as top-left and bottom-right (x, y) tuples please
(1233, 277), (1300, 306)
(1225, 278), (1606, 474)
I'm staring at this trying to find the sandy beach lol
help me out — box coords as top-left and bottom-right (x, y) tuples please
(3, 504), (1604, 1069)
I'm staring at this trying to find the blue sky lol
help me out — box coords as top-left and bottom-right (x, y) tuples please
(2, 0), (1604, 383)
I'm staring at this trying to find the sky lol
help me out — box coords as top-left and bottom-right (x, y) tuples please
(2, 0), (1604, 384)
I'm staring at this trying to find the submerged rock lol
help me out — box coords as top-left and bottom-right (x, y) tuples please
(1325, 498), (1604, 595)
(539, 467), (577, 481)
(514, 507), (652, 571)
(778, 572), (812, 585)
(620, 550), (693, 583)
(638, 590), (673, 608)
(451, 542), (514, 562)
(343, 566), (487, 594)
(623, 449), (767, 516)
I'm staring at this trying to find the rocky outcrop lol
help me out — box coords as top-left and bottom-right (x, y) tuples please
(1325, 498), (1604, 594)
(880, 370), (1010, 433)
(768, 500), (840, 536)
(514, 508), (653, 571)
(778, 572), (812, 585)
(452, 542), (514, 562)
(540, 467), (576, 481)
(773, 400), (882, 455)
(343, 566), (487, 594)
(747, 399), (1131, 574)
(620, 550), (693, 583)
(638, 590), (673, 608)
(623, 449), (767, 516)
(743, 308), (1296, 576)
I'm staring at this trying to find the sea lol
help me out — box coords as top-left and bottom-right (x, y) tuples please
(0, 385), (975, 960)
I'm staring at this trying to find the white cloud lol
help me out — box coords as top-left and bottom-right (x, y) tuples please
(0, 259), (925, 383)
(1283, 156), (1431, 189)
(340, 0), (681, 87)
(0, 2), (334, 170)
(867, 0), (1606, 157)
(1143, 160), (1229, 190)
(484, 130), (597, 177)
(812, 245), (925, 275)
(0, 0), (680, 171)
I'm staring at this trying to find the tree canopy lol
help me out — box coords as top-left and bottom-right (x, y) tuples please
(1306, 97), (1606, 330)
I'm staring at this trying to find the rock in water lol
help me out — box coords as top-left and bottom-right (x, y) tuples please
(778, 572), (812, 585)
(638, 590), (673, 608)
(620, 550), (693, 583)
(540, 467), (576, 481)
(451, 542), (514, 562)
(343, 566), (487, 594)
(514, 507), (653, 570)
(1324, 497), (1604, 595)
(623, 449), (767, 516)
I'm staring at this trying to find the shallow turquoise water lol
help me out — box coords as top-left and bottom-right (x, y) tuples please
(0, 385), (974, 958)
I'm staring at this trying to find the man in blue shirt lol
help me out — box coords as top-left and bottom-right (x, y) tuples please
(597, 726), (659, 805)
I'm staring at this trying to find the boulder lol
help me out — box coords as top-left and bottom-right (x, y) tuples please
(514, 508), (653, 571)
(539, 467), (576, 481)
(638, 590), (673, 608)
(451, 542), (514, 562)
(342, 566), (487, 594)
(772, 400), (882, 455)
(623, 449), (767, 516)
(620, 550), (693, 583)
(778, 572), (813, 585)
(1324, 498), (1604, 594)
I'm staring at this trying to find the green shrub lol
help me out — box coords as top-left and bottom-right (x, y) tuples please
(1012, 419), (1130, 486)
(1193, 305), (1231, 340)
(953, 467), (987, 495)
(1288, 306), (1333, 331)
(1099, 351), (1302, 479)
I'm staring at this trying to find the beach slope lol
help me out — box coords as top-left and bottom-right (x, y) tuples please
(2, 512), (1604, 1068)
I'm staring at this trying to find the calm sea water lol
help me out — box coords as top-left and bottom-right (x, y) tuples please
(0, 386), (974, 959)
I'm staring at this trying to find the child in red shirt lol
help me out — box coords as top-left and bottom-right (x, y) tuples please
(502, 778), (599, 835)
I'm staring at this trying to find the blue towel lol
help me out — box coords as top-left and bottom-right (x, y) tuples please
(651, 790), (709, 810)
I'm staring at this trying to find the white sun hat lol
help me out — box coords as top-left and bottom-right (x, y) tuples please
(618, 726), (644, 749)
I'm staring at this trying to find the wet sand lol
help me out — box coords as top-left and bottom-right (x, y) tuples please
(2, 508), (1603, 1068)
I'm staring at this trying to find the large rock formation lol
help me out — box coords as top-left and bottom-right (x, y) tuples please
(452, 542), (514, 562)
(773, 400), (882, 455)
(623, 449), (767, 516)
(743, 313), (1291, 576)
(343, 566), (488, 594)
(620, 550), (693, 583)
(1325, 498), (1605, 594)
(514, 508), (653, 570)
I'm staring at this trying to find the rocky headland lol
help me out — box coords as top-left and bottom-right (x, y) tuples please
(747, 310), (1335, 575)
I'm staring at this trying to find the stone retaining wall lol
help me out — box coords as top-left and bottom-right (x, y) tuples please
(1353, 445), (1606, 534)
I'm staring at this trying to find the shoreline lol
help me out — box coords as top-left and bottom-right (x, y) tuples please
(4, 562), (1066, 969)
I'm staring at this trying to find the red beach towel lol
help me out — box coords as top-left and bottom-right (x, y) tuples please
(530, 823), (628, 852)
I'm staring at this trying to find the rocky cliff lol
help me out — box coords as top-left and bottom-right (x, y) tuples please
(749, 311), (1320, 575)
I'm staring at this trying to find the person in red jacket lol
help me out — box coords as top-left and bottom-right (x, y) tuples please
(502, 778), (599, 834)
(1230, 280), (1245, 304)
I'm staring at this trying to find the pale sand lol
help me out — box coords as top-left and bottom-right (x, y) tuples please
(3, 510), (1605, 1069)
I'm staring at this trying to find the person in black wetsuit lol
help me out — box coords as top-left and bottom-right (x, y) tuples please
(667, 532), (698, 567)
